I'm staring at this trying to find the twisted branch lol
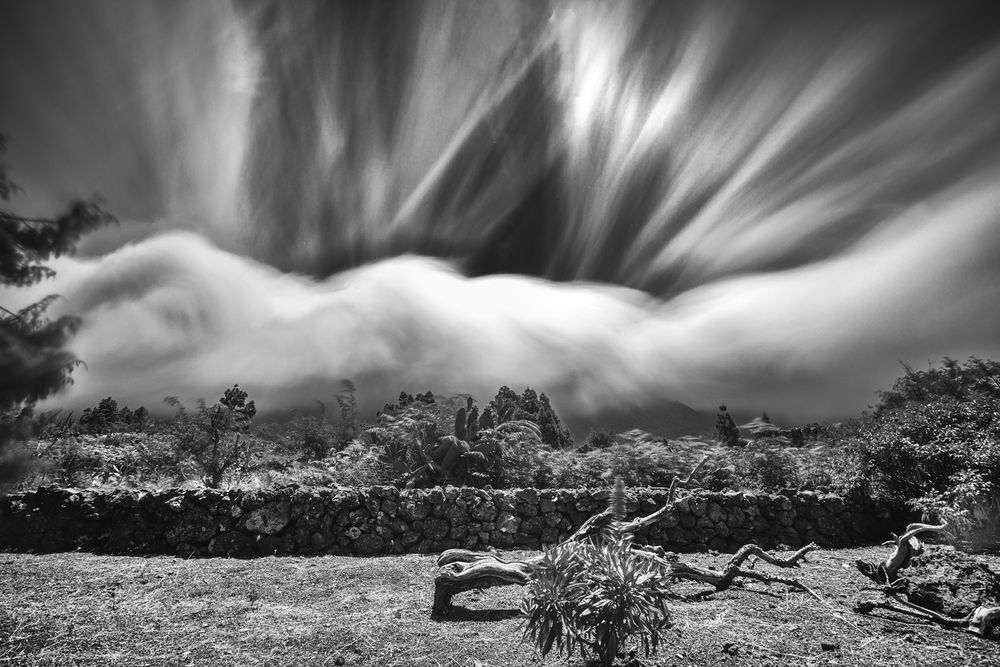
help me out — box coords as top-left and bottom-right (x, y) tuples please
(855, 522), (949, 585)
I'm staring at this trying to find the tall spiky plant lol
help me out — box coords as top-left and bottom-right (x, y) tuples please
(610, 475), (627, 521)
(602, 475), (628, 543)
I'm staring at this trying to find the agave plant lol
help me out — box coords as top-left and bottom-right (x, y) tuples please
(521, 536), (673, 667)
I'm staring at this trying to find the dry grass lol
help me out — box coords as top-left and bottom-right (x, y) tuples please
(1, 547), (997, 666)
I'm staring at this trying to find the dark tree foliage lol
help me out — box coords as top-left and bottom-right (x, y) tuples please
(0, 135), (115, 482)
(486, 385), (573, 449)
(851, 357), (1000, 540)
(579, 428), (617, 452)
(77, 397), (149, 434)
(873, 357), (1000, 416)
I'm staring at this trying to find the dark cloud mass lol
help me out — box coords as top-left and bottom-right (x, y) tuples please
(1, 1), (1000, 428)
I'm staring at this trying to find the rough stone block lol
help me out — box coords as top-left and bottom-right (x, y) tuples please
(166, 508), (218, 544)
(241, 502), (291, 536)
(689, 497), (707, 517)
(497, 512), (520, 534)
(520, 516), (544, 536)
(424, 518), (450, 541)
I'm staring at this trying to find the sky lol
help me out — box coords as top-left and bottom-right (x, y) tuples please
(2, 1), (1000, 433)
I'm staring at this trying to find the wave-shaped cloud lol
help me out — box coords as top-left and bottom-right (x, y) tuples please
(10, 170), (998, 430)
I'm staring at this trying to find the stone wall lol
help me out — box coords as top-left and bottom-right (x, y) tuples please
(0, 485), (910, 557)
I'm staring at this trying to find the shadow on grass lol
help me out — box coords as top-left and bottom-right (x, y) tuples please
(433, 606), (522, 622)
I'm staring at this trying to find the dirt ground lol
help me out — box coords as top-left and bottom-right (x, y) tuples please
(2, 545), (998, 666)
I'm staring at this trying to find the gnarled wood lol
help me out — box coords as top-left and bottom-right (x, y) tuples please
(433, 550), (536, 617)
(431, 539), (820, 616)
(854, 522), (999, 639)
(431, 458), (818, 616)
(855, 522), (949, 585)
(855, 595), (1000, 638)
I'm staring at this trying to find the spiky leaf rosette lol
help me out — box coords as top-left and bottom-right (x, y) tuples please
(521, 537), (672, 666)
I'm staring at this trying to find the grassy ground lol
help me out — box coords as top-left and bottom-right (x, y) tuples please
(2, 547), (997, 667)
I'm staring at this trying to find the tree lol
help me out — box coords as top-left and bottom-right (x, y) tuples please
(0, 134), (115, 482)
(714, 405), (739, 446)
(165, 385), (258, 488)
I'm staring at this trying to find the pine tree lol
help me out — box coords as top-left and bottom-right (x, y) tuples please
(0, 135), (115, 482)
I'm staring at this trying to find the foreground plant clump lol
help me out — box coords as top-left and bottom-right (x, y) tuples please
(436, 472), (821, 664)
(522, 536), (672, 666)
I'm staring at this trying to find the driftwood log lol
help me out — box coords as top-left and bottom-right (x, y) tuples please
(432, 460), (819, 617)
(855, 522), (1000, 638)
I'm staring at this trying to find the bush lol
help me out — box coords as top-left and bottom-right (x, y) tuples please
(849, 358), (1000, 544)
(873, 357), (1000, 415)
(77, 397), (149, 434)
(579, 429), (617, 452)
(851, 394), (1000, 528)
(284, 411), (339, 461)
(732, 439), (801, 491)
(521, 537), (672, 666)
(540, 436), (714, 489)
(323, 440), (394, 487)
(33, 432), (183, 487)
(40, 435), (106, 486)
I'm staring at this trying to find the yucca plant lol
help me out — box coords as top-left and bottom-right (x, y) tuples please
(521, 536), (672, 666)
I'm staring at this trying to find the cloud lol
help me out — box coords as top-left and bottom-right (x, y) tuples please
(6, 178), (997, 429)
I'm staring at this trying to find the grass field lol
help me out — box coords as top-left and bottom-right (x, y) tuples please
(2, 546), (998, 666)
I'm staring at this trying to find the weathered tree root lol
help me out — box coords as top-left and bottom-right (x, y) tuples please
(855, 522), (950, 586)
(432, 458), (819, 617)
(854, 522), (999, 639)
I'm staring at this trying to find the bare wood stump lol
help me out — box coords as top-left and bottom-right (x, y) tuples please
(432, 550), (538, 617)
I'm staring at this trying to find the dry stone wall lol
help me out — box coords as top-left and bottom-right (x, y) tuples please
(0, 485), (910, 557)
